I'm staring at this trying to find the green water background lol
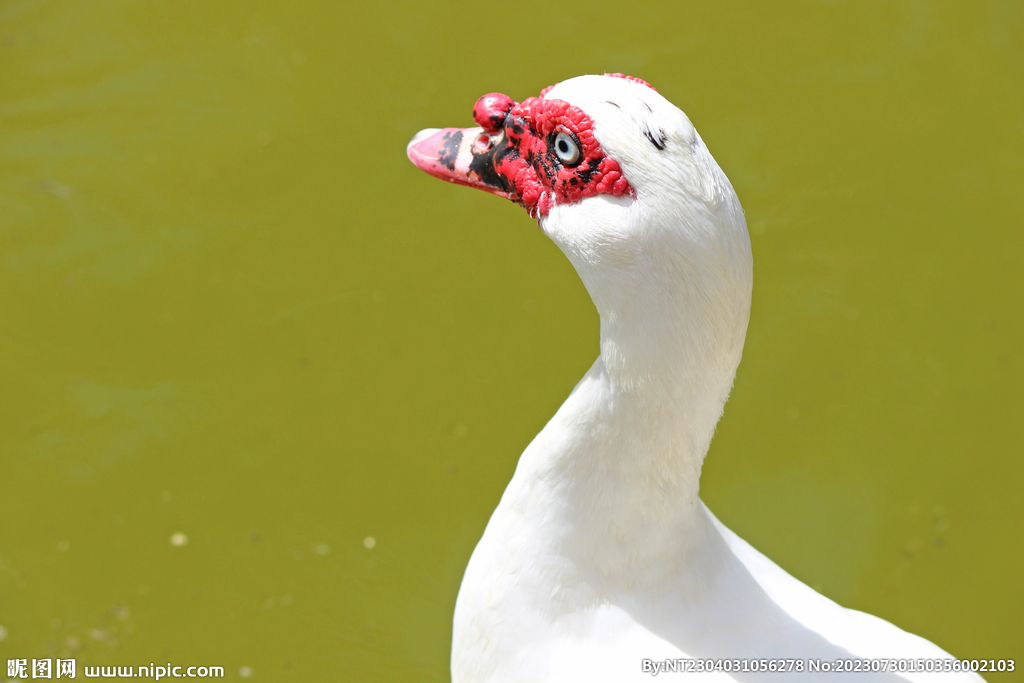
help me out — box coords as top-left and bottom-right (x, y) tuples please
(1, 0), (1021, 680)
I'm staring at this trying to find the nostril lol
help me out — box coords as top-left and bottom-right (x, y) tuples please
(473, 133), (492, 152)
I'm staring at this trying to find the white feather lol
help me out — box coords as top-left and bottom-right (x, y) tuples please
(450, 75), (982, 683)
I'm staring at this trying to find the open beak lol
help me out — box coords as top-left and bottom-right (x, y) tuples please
(406, 127), (509, 197)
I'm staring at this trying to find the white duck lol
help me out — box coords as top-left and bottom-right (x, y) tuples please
(406, 74), (983, 683)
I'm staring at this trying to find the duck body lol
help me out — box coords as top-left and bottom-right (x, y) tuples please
(407, 75), (983, 682)
(452, 360), (967, 682)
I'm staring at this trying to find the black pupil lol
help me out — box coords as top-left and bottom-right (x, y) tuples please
(559, 139), (569, 153)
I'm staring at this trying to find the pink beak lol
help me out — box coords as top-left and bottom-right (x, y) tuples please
(406, 127), (509, 197)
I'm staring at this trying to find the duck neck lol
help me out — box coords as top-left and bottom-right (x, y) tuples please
(523, 210), (752, 584)
(584, 268), (747, 511)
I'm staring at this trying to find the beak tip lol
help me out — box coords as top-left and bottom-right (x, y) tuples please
(406, 125), (505, 198)
(407, 128), (442, 166)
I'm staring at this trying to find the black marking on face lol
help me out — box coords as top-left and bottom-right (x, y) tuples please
(577, 157), (601, 184)
(509, 117), (525, 136)
(468, 134), (511, 192)
(438, 130), (463, 171)
(539, 154), (556, 181)
(644, 127), (667, 151)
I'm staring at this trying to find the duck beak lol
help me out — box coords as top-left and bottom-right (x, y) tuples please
(406, 127), (509, 197)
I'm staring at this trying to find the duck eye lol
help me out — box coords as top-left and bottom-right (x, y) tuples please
(553, 131), (581, 166)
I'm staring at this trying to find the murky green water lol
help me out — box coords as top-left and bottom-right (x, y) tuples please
(1, 1), (1021, 680)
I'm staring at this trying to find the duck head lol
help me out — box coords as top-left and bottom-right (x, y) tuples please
(408, 74), (752, 394)
(406, 75), (642, 219)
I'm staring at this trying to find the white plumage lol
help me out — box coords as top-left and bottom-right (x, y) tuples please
(408, 74), (982, 683)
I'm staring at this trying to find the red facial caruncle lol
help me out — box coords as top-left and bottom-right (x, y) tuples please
(408, 77), (643, 219)
(471, 93), (634, 217)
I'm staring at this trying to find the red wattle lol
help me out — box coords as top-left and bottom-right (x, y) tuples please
(473, 93), (517, 133)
